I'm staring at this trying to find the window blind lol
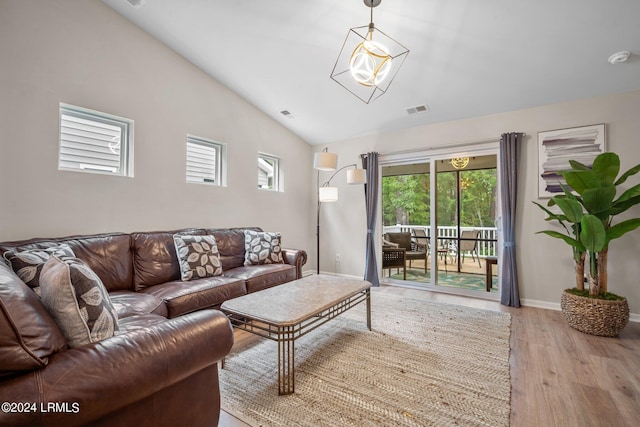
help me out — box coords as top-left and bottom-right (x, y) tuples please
(186, 137), (220, 184)
(59, 105), (131, 176)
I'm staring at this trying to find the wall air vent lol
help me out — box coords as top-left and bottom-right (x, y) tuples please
(126, 0), (146, 8)
(406, 104), (430, 115)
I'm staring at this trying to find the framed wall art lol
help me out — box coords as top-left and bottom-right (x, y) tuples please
(538, 123), (606, 198)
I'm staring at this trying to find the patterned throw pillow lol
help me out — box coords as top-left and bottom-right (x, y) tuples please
(173, 234), (223, 281)
(3, 244), (75, 296)
(39, 256), (119, 348)
(244, 230), (284, 266)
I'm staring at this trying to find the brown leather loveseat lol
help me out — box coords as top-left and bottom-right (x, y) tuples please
(0, 227), (307, 426)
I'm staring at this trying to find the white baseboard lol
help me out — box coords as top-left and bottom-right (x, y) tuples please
(519, 298), (561, 311)
(302, 270), (361, 280)
(516, 298), (639, 323)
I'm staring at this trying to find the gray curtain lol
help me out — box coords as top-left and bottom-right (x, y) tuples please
(361, 152), (380, 286)
(499, 132), (523, 307)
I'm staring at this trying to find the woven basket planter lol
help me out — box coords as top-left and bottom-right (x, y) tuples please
(560, 290), (629, 337)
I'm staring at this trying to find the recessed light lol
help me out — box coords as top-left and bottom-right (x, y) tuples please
(608, 51), (631, 64)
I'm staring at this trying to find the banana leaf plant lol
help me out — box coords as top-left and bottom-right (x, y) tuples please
(535, 152), (640, 297)
(534, 187), (586, 291)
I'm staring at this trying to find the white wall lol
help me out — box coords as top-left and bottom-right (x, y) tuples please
(316, 90), (640, 315)
(0, 0), (314, 253)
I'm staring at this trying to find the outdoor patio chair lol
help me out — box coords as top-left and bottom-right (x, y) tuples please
(450, 230), (481, 267)
(382, 244), (406, 280)
(411, 228), (429, 252)
(411, 228), (451, 272)
(384, 232), (427, 273)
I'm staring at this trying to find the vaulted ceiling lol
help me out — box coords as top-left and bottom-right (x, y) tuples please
(102, 0), (640, 145)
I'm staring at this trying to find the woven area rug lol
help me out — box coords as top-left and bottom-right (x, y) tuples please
(219, 290), (511, 427)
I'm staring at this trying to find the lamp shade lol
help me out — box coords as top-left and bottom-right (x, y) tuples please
(347, 168), (366, 184)
(313, 151), (338, 171)
(319, 186), (338, 202)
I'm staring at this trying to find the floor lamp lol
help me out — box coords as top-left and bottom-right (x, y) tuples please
(313, 149), (366, 275)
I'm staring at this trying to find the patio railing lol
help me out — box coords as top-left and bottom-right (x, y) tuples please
(382, 225), (498, 258)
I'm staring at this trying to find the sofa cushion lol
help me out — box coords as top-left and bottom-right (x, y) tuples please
(0, 262), (67, 377)
(109, 290), (168, 319)
(140, 276), (246, 318)
(2, 244), (75, 296)
(173, 234), (223, 281)
(243, 230), (284, 266)
(116, 313), (169, 333)
(65, 234), (134, 292)
(208, 228), (260, 271)
(0, 233), (134, 293)
(132, 229), (204, 291)
(223, 264), (296, 293)
(40, 256), (119, 348)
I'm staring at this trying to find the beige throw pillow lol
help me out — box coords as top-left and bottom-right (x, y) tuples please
(40, 256), (119, 348)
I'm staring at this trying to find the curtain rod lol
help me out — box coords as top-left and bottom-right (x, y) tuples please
(382, 133), (527, 155)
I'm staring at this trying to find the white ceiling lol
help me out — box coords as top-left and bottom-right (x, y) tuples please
(101, 0), (640, 146)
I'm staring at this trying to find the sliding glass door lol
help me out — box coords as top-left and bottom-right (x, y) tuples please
(381, 151), (499, 296)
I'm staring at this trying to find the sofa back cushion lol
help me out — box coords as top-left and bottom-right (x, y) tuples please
(208, 227), (262, 271)
(64, 234), (133, 292)
(0, 233), (134, 293)
(0, 262), (67, 378)
(132, 229), (204, 291)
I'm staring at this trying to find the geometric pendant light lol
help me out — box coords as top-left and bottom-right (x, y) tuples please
(330, 0), (409, 103)
(450, 157), (470, 169)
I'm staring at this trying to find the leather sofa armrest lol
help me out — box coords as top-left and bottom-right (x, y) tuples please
(282, 248), (307, 279)
(0, 310), (233, 427)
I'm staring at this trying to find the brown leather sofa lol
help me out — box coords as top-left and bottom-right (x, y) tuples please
(0, 227), (307, 426)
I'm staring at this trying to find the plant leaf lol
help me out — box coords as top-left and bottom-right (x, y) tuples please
(613, 183), (640, 205)
(554, 197), (583, 223)
(533, 201), (561, 219)
(563, 170), (600, 195)
(610, 195), (640, 216)
(614, 162), (640, 186)
(536, 230), (584, 251)
(582, 186), (616, 217)
(606, 218), (640, 241)
(568, 160), (589, 171)
(580, 215), (607, 252)
(591, 152), (620, 186)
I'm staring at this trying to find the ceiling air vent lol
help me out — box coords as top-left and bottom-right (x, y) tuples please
(126, 0), (146, 8)
(280, 110), (296, 119)
(406, 104), (430, 115)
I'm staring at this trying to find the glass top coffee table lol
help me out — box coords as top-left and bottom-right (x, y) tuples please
(220, 274), (372, 395)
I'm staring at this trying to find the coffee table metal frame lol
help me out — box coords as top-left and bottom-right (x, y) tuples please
(222, 284), (371, 395)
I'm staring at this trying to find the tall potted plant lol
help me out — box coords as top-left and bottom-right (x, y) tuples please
(535, 152), (640, 336)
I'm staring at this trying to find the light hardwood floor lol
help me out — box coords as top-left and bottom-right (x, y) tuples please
(218, 285), (640, 427)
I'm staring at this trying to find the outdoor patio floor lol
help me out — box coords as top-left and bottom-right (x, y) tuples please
(383, 257), (498, 293)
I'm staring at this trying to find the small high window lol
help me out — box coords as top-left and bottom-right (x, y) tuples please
(186, 135), (225, 186)
(258, 153), (280, 191)
(59, 103), (133, 176)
